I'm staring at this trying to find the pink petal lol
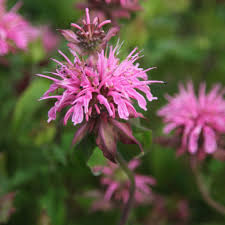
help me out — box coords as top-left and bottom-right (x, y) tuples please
(203, 126), (217, 153)
(72, 102), (84, 125)
(188, 125), (202, 154)
(128, 159), (140, 170)
(72, 122), (92, 146)
(97, 94), (113, 116)
(104, 182), (118, 201)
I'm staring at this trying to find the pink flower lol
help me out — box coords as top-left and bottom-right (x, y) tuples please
(0, 0), (5, 15)
(60, 8), (119, 55)
(40, 26), (60, 53)
(84, 190), (114, 212)
(158, 82), (225, 158)
(39, 46), (162, 124)
(76, 0), (142, 24)
(0, 1), (38, 55)
(38, 45), (163, 161)
(149, 196), (190, 224)
(96, 159), (156, 204)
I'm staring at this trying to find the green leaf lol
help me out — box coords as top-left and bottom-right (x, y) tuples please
(11, 78), (50, 132)
(40, 187), (66, 225)
(52, 145), (67, 166)
(73, 135), (96, 165)
(0, 153), (7, 177)
(34, 125), (56, 146)
(149, 145), (192, 194)
(74, 195), (92, 211)
(87, 147), (107, 176)
(119, 126), (152, 162)
(24, 38), (45, 63)
(136, 129), (153, 153)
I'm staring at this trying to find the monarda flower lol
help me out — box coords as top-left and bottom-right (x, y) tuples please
(60, 8), (119, 55)
(38, 45), (163, 161)
(76, 0), (142, 24)
(95, 159), (156, 204)
(0, 1), (38, 55)
(148, 196), (190, 224)
(158, 82), (225, 159)
(40, 26), (60, 54)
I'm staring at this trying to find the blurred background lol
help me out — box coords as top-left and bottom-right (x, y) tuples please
(0, 0), (225, 224)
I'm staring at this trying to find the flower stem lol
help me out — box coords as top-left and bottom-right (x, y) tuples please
(115, 151), (136, 225)
(190, 158), (225, 216)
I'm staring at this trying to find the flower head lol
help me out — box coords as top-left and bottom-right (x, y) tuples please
(95, 159), (155, 204)
(39, 46), (162, 125)
(76, 0), (142, 24)
(38, 45), (162, 161)
(0, 1), (38, 55)
(158, 82), (225, 158)
(60, 8), (119, 55)
(149, 196), (190, 224)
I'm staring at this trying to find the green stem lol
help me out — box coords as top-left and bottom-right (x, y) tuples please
(115, 151), (136, 225)
(190, 158), (225, 216)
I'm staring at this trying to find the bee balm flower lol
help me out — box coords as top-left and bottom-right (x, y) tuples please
(38, 45), (163, 161)
(0, 1), (38, 55)
(60, 8), (119, 55)
(158, 82), (225, 158)
(96, 159), (156, 204)
(76, 0), (142, 24)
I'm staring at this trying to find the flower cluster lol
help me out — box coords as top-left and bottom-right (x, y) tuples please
(61, 8), (119, 55)
(95, 159), (156, 204)
(0, 0), (38, 55)
(158, 82), (225, 158)
(38, 8), (162, 161)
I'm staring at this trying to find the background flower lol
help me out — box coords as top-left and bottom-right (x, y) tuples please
(0, 1), (38, 55)
(158, 82), (225, 158)
(96, 159), (156, 204)
(76, 0), (142, 24)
